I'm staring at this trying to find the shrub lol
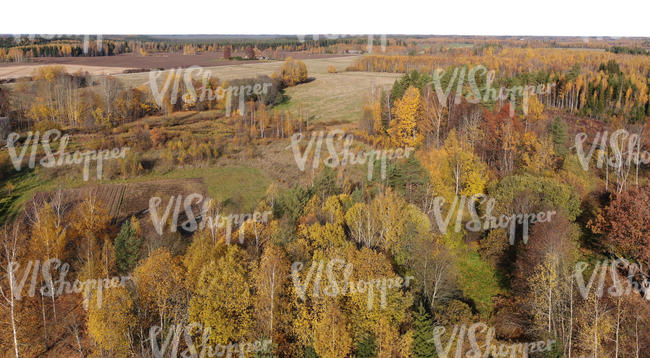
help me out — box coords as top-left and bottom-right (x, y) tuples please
(280, 57), (308, 87)
(34, 119), (61, 132)
(119, 151), (143, 178)
(150, 127), (167, 147)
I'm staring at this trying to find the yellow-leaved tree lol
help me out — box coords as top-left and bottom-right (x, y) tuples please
(30, 201), (68, 273)
(524, 94), (544, 130)
(419, 129), (487, 202)
(132, 248), (186, 332)
(519, 131), (554, 173)
(71, 194), (110, 263)
(87, 286), (135, 357)
(254, 244), (290, 347)
(183, 229), (226, 289)
(313, 300), (352, 358)
(280, 57), (308, 87)
(189, 245), (252, 346)
(389, 86), (422, 147)
(342, 247), (413, 356)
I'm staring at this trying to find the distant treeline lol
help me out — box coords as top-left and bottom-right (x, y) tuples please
(0, 35), (382, 62)
(608, 46), (650, 56)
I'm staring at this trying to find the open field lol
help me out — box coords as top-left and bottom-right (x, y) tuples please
(1, 51), (353, 69)
(0, 54), (392, 124)
(0, 63), (134, 80)
(105, 55), (399, 123)
(112, 55), (400, 123)
(0, 52), (259, 70)
(273, 56), (401, 123)
(1, 55), (389, 124)
(0, 52), (356, 81)
(111, 55), (362, 85)
(278, 71), (400, 123)
(110, 166), (272, 212)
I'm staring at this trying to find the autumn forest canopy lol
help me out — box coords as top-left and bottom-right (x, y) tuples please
(0, 34), (648, 358)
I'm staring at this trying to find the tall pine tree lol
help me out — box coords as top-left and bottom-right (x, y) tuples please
(114, 217), (142, 274)
(549, 116), (568, 158)
(412, 303), (435, 357)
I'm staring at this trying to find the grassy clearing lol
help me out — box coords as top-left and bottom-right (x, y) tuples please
(455, 249), (502, 316)
(277, 71), (400, 123)
(155, 166), (272, 212)
(0, 168), (87, 223)
(0, 164), (271, 224)
(107, 166), (271, 212)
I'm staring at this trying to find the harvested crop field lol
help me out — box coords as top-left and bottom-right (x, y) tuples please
(28, 178), (207, 223)
(0, 52), (355, 81)
(1, 52), (260, 70)
(112, 55), (363, 87)
(4, 51), (353, 68)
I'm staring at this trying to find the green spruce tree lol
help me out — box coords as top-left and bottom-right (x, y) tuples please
(356, 333), (376, 358)
(303, 345), (318, 358)
(412, 303), (435, 358)
(114, 217), (142, 273)
(549, 116), (568, 158)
